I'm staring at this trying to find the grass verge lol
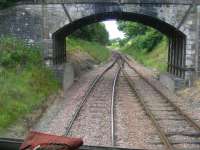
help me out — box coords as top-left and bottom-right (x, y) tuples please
(66, 37), (111, 63)
(121, 37), (168, 72)
(0, 37), (59, 131)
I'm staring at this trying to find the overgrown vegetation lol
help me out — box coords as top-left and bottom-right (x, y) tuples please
(70, 23), (109, 45)
(0, 37), (59, 130)
(122, 37), (168, 72)
(114, 21), (168, 72)
(117, 21), (163, 52)
(67, 23), (111, 62)
(66, 37), (110, 63)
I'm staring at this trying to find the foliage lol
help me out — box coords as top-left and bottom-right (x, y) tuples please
(0, 37), (42, 68)
(0, 37), (59, 130)
(66, 37), (110, 63)
(0, 0), (17, 9)
(129, 29), (163, 52)
(117, 21), (167, 72)
(109, 38), (128, 48)
(117, 21), (163, 52)
(70, 23), (109, 45)
(118, 21), (148, 38)
(121, 37), (168, 72)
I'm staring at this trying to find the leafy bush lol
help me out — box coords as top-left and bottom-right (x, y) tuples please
(121, 37), (168, 72)
(132, 29), (163, 52)
(118, 21), (148, 38)
(0, 37), (42, 68)
(117, 21), (163, 52)
(117, 21), (167, 72)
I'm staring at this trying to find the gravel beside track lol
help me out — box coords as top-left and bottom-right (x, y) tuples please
(33, 62), (114, 135)
(124, 62), (200, 150)
(125, 56), (200, 128)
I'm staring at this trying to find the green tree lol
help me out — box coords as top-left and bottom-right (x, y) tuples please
(118, 21), (148, 38)
(131, 28), (163, 52)
(70, 23), (109, 45)
(117, 21), (163, 52)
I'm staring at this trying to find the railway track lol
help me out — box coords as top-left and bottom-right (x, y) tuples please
(122, 56), (200, 150)
(65, 58), (118, 135)
(65, 57), (122, 146)
(64, 53), (200, 149)
(111, 61), (121, 146)
(5, 54), (200, 150)
(114, 72), (161, 149)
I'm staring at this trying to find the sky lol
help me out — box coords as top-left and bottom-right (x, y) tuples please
(103, 20), (125, 40)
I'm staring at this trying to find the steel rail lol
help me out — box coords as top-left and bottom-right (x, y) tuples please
(122, 69), (173, 150)
(111, 63), (121, 146)
(122, 55), (200, 149)
(122, 56), (200, 132)
(65, 58), (118, 135)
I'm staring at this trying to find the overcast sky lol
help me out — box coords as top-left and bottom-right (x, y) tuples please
(103, 20), (125, 40)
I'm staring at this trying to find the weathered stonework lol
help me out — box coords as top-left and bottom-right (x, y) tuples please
(0, 0), (200, 83)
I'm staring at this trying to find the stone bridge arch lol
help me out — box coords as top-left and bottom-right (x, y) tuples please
(53, 11), (186, 78)
(0, 1), (199, 82)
